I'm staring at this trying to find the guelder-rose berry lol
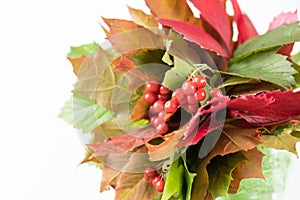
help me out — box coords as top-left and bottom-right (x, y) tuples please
(146, 81), (160, 93)
(144, 167), (158, 181)
(159, 85), (170, 95)
(188, 104), (198, 114)
(156, 123), (168, 135)
(144, 92), (157, 105)
(153, 177), (165, 192)
(172, 88), (186, 103)
(158, 94), (169, 101)
(195, 88), (206, 101)
(153, 100), (164, 113)
(187, 95), (197, 105)
(210, 88), (223, 98)
(164, 99), (179, 114)
(192, 75), (206, 88)
(182, 80), (197, 95)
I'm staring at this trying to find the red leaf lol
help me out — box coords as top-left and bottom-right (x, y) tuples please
(269, 11), (298, 57)
(269, 11), (298, 30)
(189, 0), (232, 53)
(231, 0), (258, 44)
(157, 18), (229, 58)
(228, 90), (300, 126)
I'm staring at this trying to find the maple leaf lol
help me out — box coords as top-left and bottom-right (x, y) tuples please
(269, 11), (299, 57)
(228, 148), (265, 194)
(189, 0), (232, 54)
(145, 0), (200, 25)
(88, 127), (156, 156)
(231, 0), (258, 44)
(228, 90), (300, 126)
(127, 6), (158, 28)
(191, 122), (263, 200)
(115, 172), (160, 200)
(157, 18), (229, 58)
(101, 17), (141, 36)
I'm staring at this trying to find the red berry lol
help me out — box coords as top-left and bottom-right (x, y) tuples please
(195, 88), (207, 101)
(144, 92), (157, 105)
(156, 123), (168, 135)
(228, 110), (239, 118)
(182, 80), (197, 95)
(159, 85), (170, 95)
(144, 167), (158, 181)
(210, 88), (223, 98)
(150, 116), (157, 125)
(188, 104), (198, 114)
(146, 81), (160, 93)
(153, 117), (163, 127)
(172, 88), (186, 101)
(158, 94), (169, 101)
(187, 95), (197, 105)
(164, 99), (179, 114)
(192, 75), (206, 88)
(153, 177), (165, 192)
(158, 111), (166, 121)
(153, 100), (164, 113)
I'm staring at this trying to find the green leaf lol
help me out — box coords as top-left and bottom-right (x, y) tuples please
(163, 56), (195, 91)
(59, 93), (114, 133)
(232, 23), (300, 60)
(162, 156), (196, 200)
(262, 129), (300, 156)
(67, 42), (98, 58)
(222, 76), (261, 87)
(207, 152), (245, 199)
(223, 148), (293, 200)
(292, 52), (300, 65)
(228, 51), (297, 88)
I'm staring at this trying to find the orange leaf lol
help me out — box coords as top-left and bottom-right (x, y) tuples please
(101, 17), (141, 36)
(130, 93), (150, 121)
(145, 0), (200, 26)
(128, 6), (158, 28)
(67, 55), (86, 75)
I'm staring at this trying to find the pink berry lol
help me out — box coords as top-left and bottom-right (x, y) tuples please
(182, 80), (197, 95)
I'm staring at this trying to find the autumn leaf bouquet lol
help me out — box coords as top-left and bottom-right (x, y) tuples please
(60, 0), (300, 199)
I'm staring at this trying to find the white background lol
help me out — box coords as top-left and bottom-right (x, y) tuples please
(0, 0), (300, 199)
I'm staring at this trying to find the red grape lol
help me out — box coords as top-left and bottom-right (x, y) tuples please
(158, 94), (169, 101)
(187, 95), (197, 105)
(144, 167), (158, 181)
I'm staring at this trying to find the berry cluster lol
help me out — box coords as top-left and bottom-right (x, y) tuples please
(171, 75), (207, 114)
(144, 81), (171, 135)
(144, 167), (165, 192)
(144, 75), (208, 135)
